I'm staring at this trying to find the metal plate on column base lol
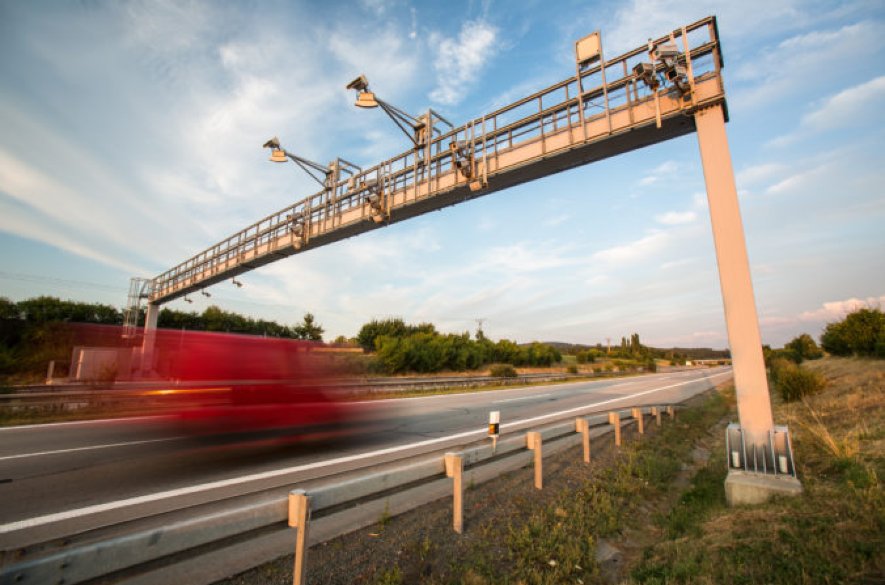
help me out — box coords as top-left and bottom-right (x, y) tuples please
(725, 470), (803, 506)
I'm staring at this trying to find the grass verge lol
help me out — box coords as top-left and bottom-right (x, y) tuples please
(629, 357), (884, 584)
(218, 358), (882, 585)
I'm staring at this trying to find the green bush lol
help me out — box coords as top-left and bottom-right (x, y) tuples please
(489, 364), (518, 378)
(820, 307), (884, 358)
(785, 333), (823, 361)
(771, 359), (826, 402)
(566, 364), (578, 374)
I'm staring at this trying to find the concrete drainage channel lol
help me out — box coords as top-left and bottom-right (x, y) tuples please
(0, 404), (681, 585)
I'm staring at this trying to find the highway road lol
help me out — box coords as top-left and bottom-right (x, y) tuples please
(0, 367), (731, 550)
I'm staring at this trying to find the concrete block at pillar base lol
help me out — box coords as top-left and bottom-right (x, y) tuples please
(725, 470), (802, 506)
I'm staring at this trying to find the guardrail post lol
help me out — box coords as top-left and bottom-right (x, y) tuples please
(444, 452), (464, 534)
(651, 406), (662, 427)
(526, 431), (543, 489)
(288, 489), (310, 585)
(608, 412), (621, 447)
(632, 407), (645, 435)
(667, 405), (675, 420)
(575, 418), (591, 463)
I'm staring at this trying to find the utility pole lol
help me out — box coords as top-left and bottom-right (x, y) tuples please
(475, 318), (486, 339)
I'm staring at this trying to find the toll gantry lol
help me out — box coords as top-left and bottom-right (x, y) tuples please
(133, 17), (724, 312)
(127, 15), (801, 494)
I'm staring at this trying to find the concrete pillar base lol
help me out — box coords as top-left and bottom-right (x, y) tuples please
(725, 470), (802, 506)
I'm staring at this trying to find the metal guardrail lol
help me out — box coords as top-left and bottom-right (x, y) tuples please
(0, 397), (690, 585)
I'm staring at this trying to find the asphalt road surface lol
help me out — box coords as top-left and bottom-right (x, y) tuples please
(0, 367), (731, 547)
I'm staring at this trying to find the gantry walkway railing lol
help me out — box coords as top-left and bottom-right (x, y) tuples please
(147, 17), (724, 305)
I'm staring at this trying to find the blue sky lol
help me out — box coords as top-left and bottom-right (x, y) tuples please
(1, 0), (883, 348)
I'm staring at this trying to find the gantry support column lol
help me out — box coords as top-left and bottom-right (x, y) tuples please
(695, 103), (773, 446)
(140, 302), (159, 375)
(695, 104), (801, 503)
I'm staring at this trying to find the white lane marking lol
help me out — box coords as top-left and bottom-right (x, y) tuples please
(500, 371), (731, 430)
(0, 437), (185, 462)
(602, 382), (636, 390)
(347, 370), (689, 405)
(0, 416), (170, 432)
(0, 370), (732, 534)
(494, 393), (551, 404)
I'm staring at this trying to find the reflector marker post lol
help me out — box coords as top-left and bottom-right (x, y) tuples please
(488, 410), (500, 452)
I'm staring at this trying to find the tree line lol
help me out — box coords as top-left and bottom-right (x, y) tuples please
(0, 296), (323, 340)
(765, 306), (884, 365)
(356, 318), (562, 374)
(0, 296), (322, 380)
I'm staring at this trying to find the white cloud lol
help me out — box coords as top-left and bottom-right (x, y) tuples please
(799, 295), (885, 322)
(765, 163), (831, 196)
(733, 21), (885, 111)
(543, 214), (571, 227)
(802, 76), (885, 131)
(592, 231), (670, 264)
(768, 76), (885, 147)
(655, 211), (697, 225)
(478, 241), (581, 273)
(661, 258), (695, 270)
(638, 160), (679, 186)
(429, 20), (498, 105)
(598, 0), (815, 57)
(121, 0), (216, 56)
(0, 201), (141, 274)
(737, 163), (789, 187)
(360, 0), (395, 16)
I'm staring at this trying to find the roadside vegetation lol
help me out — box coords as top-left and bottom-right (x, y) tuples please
(239, 355), (881, 585)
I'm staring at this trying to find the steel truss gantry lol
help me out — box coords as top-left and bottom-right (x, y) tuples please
(147, 17), (725, 305)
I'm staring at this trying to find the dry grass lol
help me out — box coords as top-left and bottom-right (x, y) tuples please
(631, 357), (885, 585)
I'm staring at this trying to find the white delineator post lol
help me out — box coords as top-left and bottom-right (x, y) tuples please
(694, 103), (773, 449)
